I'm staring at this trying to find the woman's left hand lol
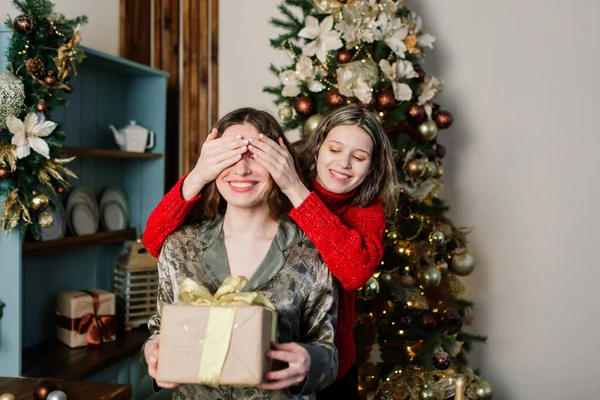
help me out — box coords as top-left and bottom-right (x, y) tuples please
(256, 342), (310, 390)
(248, 135), (310, 207)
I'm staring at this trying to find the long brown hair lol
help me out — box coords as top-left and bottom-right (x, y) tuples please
(186, 107), (295, 224)
(299, 104), (399, 215)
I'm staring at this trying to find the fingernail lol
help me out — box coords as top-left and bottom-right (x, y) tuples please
(248, 145), (254, 150)
(259, 134), (265, 139)
(248, 137), (254, 143)
(243, 139), (249, 144)
(241, 146), (247, 151)
(236, 135), (241, 139)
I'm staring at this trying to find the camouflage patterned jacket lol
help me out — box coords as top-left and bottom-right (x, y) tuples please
(147, 216), (339, 400)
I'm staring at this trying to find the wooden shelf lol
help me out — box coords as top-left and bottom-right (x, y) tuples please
(64, 146), (163, 159)
(22, 327), (150, 381)
(23, 229), (137, 258)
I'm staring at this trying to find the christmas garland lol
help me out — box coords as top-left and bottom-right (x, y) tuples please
(0, 0), (87, 239)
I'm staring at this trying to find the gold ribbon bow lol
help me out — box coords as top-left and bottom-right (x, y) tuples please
(178, 276), (276, 386)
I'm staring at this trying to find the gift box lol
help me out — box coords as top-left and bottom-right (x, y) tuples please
(156, 276), (277, 386)
(55, 289), (118, 348)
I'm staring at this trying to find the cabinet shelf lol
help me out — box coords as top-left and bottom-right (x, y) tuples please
(64, 147), (163, 159)
(22, 327), (150, 381)
(23, 229), (137, 258)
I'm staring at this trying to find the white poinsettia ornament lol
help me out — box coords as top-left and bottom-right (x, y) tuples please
(299, 15), (343, 63)
(279, 56), (326, 97)
(410, 11), (436, 49)
(336, 59), (379, 104)
(379, 59), (419, 101)
(377, 14), (409, 58)
(418, 77), (444, 116)
(7, 112), (57, 159)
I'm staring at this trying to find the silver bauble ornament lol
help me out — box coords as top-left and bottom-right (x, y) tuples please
(39, 210), (55, 228)
(304, 114), (322, 138)
(419, 266), (441, 288)
(419, 120), (439, 141)
(436, 260), (448, 272)
(46, 390), (68, 400)
(0, 71), (26, 130)
(277, 105), (293, 121)
(428, 230), (445, 245)
(451, 248), (475, 276)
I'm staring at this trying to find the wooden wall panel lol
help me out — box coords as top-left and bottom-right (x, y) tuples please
(121, 0), (218, 187)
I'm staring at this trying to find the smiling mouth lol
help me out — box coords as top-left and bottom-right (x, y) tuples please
(330, 170), (351, 181)
(228, 181), (258, 191)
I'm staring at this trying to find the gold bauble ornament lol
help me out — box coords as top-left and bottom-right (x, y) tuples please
(423, 161), (437, 178)
(434, 164), (444, 179)
(39, 210), (55, 228)
(438, 223), (453, 238)
(419, 266), (441, 288)
(407, 159), (425, 178)
(474, 380), (494, 400)
(0, 394), (16, 400)
(31, 193), (50, 212)
(451, 248), (475, 276)
(428, 230), (445, 245)
(304, 114), (322, 138)
(419, 120), (439, 141)
(400, 274), (414, 287)
(278, 105), (293, 121)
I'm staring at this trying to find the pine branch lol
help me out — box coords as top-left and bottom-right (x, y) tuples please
(270, 18), (299, 31)
(277, 3), (303, 27)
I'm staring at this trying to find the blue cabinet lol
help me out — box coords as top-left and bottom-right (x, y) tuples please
(0, 28), (172, 399)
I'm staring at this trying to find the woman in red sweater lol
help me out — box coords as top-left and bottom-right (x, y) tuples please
(142, 104), (398, 399)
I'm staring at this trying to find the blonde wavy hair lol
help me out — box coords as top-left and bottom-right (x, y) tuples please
(298, 104), (399, 215)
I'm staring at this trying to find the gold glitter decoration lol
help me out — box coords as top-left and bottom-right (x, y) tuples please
(37, 157), (77, 193)
(445, 272), (466, 296)
(54, 27), (85, 81)
(1, 189), (32, 232)
(0, 143), (18, 172)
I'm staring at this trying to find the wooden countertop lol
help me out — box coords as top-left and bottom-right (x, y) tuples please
(0, 377), (131, 400)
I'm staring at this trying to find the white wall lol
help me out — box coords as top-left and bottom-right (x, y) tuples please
(0, 0), (119, 56)
(220, 1), (600, 399)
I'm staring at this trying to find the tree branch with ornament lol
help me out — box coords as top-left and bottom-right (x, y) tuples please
(0, 0), (86, 238)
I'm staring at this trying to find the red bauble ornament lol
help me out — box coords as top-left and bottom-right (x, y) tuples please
(325, 89), (346, 109)
(416, 68), (426, 82)
(0, 168), (11, 180)
(436, 144), (446, 159)
(408, 103), (426, 122)
(44, 75), (56, 86)
(294, 95), (315, 117)
(434, 110), (453, 129)
(377, 90), (396, 111)
(33, 381), (58, 400)
(336, 48), (352, 63)
(36, 103), (47, 112)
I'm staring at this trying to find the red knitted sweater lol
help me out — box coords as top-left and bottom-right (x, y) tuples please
(142, 176), (385, 378)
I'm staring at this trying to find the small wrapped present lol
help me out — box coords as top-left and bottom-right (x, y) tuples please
(55, 289), (118, 348)
(157, 276), (277, 386)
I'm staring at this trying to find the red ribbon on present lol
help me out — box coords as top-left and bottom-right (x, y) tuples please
(56, 290), (118, 346)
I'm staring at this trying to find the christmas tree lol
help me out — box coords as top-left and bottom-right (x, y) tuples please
(265, 1), (493, 399)
(0, 0), (86, 237)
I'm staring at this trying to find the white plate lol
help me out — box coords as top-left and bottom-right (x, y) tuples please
(71, 203), (98, 236)
(100, 187), (130, 224)
(101, 201), (127, 231)
(66, 187), (99, 234)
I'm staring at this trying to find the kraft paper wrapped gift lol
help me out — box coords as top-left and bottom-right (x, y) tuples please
(55, 289), (118, 348)
(156, 276), (277, 386)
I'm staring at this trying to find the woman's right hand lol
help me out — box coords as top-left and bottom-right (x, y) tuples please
(182, 128), (249, 200)
(144, 337), (179, 389)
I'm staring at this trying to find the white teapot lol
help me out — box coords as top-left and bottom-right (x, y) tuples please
(109, 121), (155, 153)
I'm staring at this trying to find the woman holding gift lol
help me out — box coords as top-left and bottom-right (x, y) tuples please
(143, 104), (398, 399)
(144, 108), (338, 399)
